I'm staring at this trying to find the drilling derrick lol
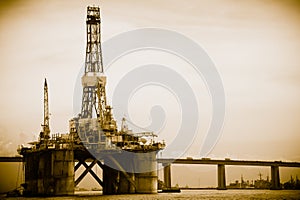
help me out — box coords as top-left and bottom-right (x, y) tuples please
(75, 6), (108, 146)
(81, 6), (103, 118)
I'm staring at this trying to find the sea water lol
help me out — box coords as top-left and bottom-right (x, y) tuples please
(1, 190), (300, 200)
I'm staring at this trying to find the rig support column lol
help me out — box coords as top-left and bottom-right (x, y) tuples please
(163, 163), (171, 188)
(271, 165), (280, 190)
(217, 164), (226, 190)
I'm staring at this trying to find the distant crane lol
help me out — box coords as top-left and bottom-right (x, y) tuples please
(258, 172), (263, 181)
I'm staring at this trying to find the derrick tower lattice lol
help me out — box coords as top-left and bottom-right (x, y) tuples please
(81, 6), (104, 119)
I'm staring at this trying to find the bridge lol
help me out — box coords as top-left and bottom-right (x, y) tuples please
(0, 156), (23, 162)
(157, 158), (300, 190)
(1, 156), (300, 190)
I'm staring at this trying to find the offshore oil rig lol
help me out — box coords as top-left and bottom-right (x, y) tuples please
(17, 6), (165, 196)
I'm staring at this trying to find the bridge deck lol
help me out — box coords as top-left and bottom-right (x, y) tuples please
(0, 156), (23, 162)
(157, 158), (300, 167)
(1, 156), (300, 168)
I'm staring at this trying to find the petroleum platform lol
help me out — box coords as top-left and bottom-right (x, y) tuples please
(17, 6), (165, 196)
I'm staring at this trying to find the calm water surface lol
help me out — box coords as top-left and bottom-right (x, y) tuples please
(2, 190), (300, 200)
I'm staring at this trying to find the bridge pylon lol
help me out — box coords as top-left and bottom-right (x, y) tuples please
(270, 165), (281, 190)
(217, 164), (227, 190)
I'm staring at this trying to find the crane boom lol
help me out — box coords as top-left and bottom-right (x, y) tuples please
(40, 78), (50, 142)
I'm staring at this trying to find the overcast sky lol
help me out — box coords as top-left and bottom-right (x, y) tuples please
(0, 0), (300, 189)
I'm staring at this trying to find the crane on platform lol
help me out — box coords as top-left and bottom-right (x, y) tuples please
(39, 78), (50, 143)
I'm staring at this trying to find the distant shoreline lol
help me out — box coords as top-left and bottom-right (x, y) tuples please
(179, 188), (299, 190)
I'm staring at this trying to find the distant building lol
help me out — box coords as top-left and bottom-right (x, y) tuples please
(283, 176), (300, 190)
(254, 173), (271, 189)
(254, 179), (271, 189)
(227, 175), (255, 189)
(227, 174), (273, 189)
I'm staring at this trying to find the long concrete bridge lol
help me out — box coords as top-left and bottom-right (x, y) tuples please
(157, 158), (300, 190)
(1, 157), (300, 190)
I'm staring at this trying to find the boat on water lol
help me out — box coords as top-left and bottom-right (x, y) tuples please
(160, 187), (181, 193)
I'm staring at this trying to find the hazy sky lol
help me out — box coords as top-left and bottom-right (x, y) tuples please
(0, 0), (300, 189)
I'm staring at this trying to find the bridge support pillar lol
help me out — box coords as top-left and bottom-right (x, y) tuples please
(271, 165), (281, 190)
(163, 163), (171, 188)
(217, 164), (226, 190)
